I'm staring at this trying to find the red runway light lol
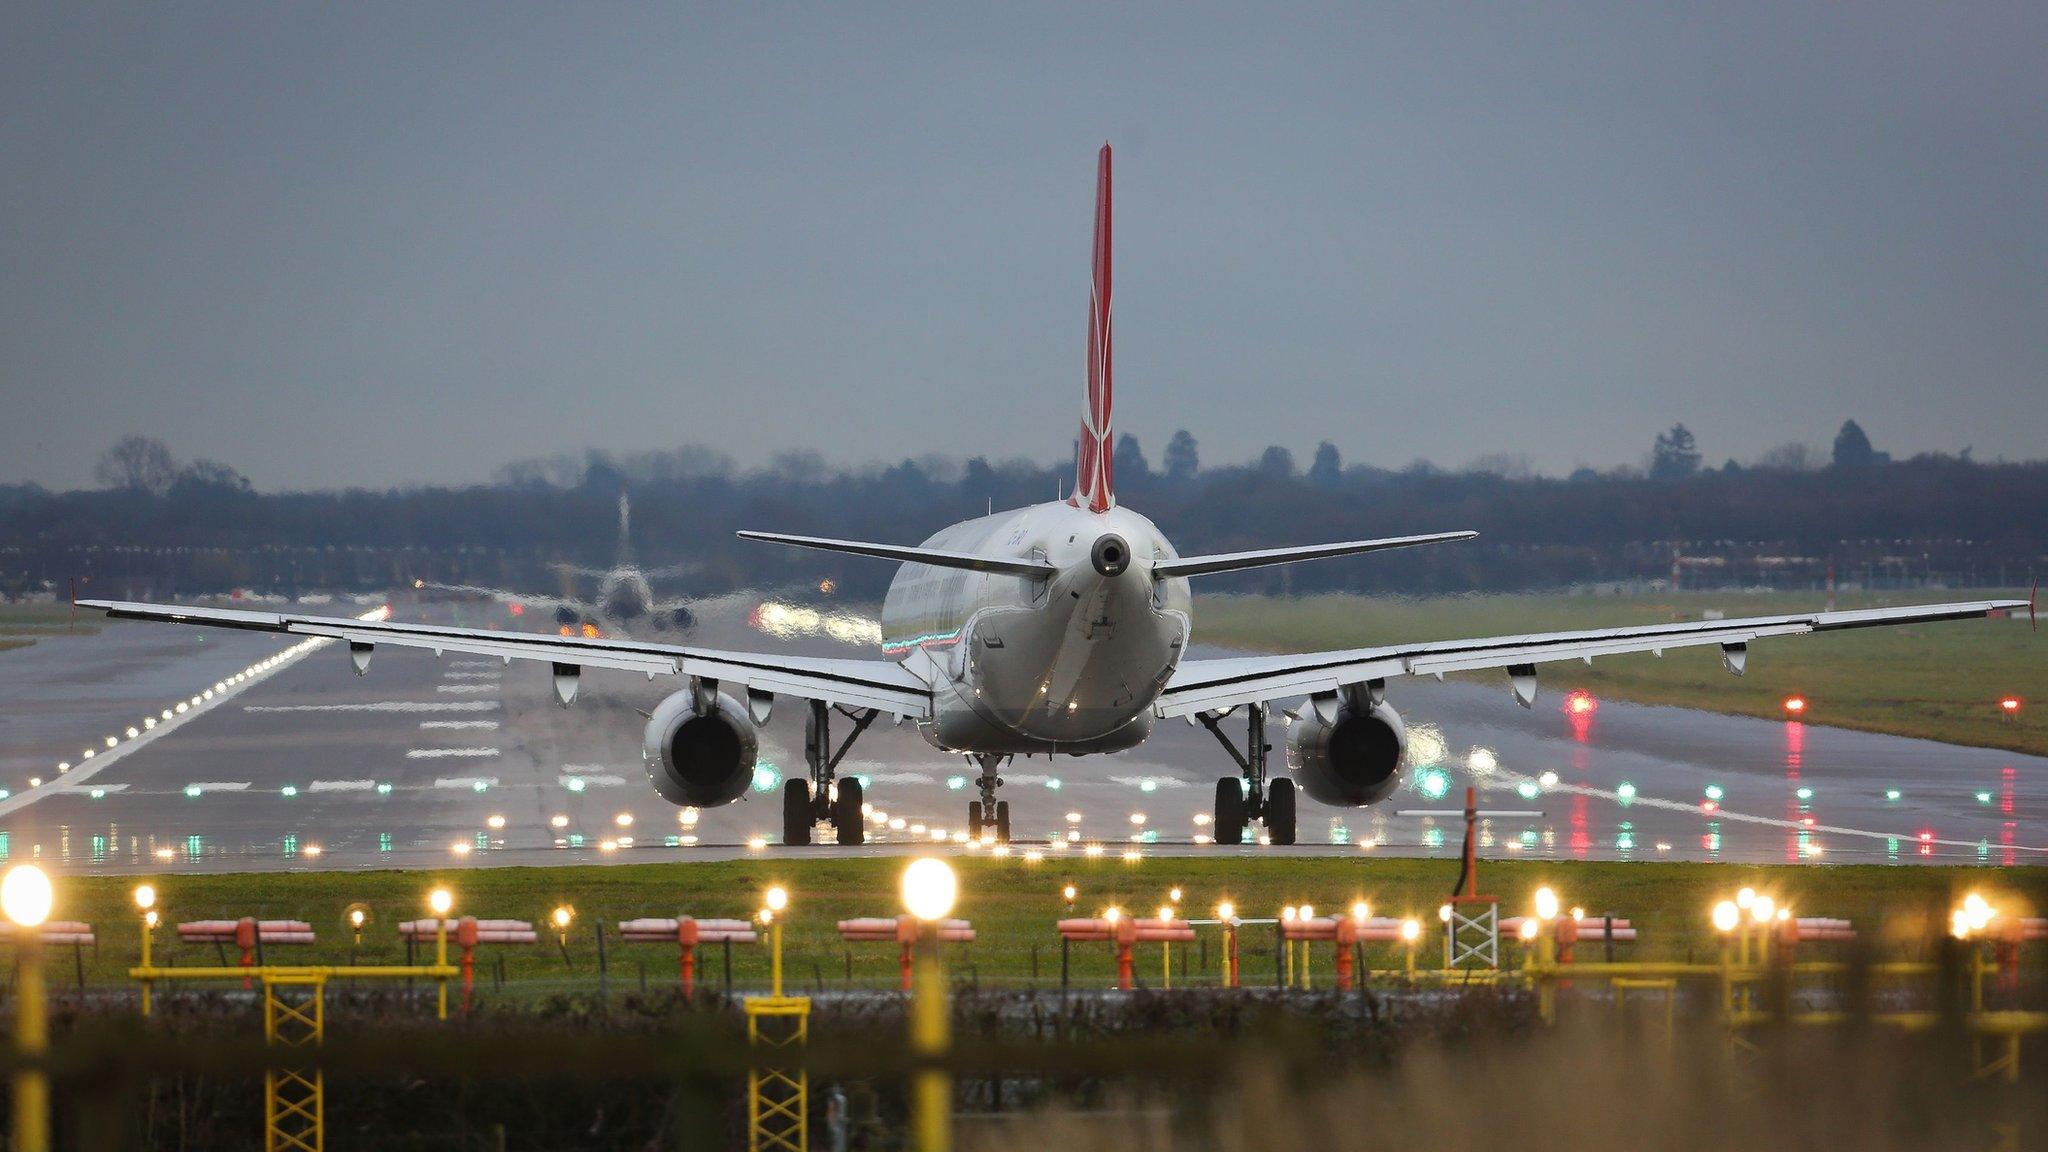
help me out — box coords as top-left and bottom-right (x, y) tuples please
(1999, 697), (2021, 714)
(508, 602), (524, 617)
(1783, 696), (1808, 715)
(1564, 690), (1598, 716)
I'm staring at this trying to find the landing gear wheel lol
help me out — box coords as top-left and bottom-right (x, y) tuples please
(782, 779), (813, 846)
(833, 777), (865, 846)
(1213, 779), (1246, 846)
(994, 800), (1011, 845)
(1265, 777), (1297, 845)
(967, 801), (984, 841)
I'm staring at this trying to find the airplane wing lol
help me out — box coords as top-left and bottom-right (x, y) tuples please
(78, 599), (931, 718)
(1156, 598), (2030, 718)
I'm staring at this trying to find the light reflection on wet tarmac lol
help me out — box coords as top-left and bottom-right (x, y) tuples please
(0, 598), (2038, 874)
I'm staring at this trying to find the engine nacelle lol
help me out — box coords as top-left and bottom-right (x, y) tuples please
(641, 687), (760, 808)
(1284, 698), (1408, 807)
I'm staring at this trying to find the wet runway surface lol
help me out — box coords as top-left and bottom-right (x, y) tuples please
(0, 597), (2039, 874)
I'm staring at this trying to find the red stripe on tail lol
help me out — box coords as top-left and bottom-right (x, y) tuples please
(1072, 143), (1115, 513)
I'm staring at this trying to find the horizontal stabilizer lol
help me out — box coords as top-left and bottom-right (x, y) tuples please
(1153, 531), (1477, 579)
(736, 531), (1056, 578)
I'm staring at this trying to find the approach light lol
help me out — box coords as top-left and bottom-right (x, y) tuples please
(1736, 887), (1756, 909)
(1783, 695), (1807, 715)
(1750, 896), (1775, 925)
(1168, 887), (1183, 904)
(765, 885), (789, 913)
(428, 888), (453, 917)
(1299, 905), (1315, 922)
(1438, 903), (1452, 923)
(1534, 886), (1560, 921)
(1352, 900), (1370, 923)
(1061, 884), (1077, 904)
(1102, 905), (1121, 925)
(1537, 771), (1560, 788)
(1217, 901), (1236, 922)
(133, 884), (157, 911)
(1518, 918), (1540, 941)
(1, 866), (53, 929)
(1711, 901), (1740, 933)
(1999, 697), (2022, 715)
(350, 908), (366, 929)
(1400, 918), (1421, 943)
(1157, 905), (1173, 923)
(901, 858), (957, 923)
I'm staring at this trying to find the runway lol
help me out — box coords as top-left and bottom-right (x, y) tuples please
(0, 595), (2039, 874)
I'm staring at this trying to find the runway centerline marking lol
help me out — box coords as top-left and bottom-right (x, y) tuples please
(560, 773), (627, 787)
(420, 720), (499, 730)
(183, 782), (251, 794)
(434, 684), (498, 695)
(309, 779), (377, 792)
(406, 747), (501, 759)
(441, 671), (502, 680)
(434, 776), (500, 789)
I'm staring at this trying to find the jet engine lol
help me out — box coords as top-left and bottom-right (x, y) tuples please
(642, 686), (760, 807)
(1284, 697), (1408, 807)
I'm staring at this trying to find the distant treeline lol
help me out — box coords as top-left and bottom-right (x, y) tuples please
(1, 428), (2041, 600)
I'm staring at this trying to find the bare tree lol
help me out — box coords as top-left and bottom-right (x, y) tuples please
(94, 435), (178, 495)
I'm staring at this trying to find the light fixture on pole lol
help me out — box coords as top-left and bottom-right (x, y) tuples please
(3, 865), (53, 1152)
(901, 858), (958, 1152)
(428, 887), (454, 1020)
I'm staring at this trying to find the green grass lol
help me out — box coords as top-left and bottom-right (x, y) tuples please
(1196, 590), (2046, 756)
(33, 856), (2042, 1000)
(0, 603), (99, 650)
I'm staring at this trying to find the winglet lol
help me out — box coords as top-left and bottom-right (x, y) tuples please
(2031, 577), (2038, 632)
(1070, 142), (1115, 514)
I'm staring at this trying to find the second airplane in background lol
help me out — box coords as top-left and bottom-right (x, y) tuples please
(83, 144), (2030, 848)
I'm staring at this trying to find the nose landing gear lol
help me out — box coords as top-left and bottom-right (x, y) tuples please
(965, 752), (1012, 844)
(1199, 703), (1296, 845)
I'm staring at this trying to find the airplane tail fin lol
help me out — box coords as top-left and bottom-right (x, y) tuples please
(1071, 143), (1115, 513)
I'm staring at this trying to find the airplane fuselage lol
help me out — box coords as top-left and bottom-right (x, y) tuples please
(880, 500), (1192, 755)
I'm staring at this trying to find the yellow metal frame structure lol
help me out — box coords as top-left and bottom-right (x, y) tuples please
(745, 996), (811, 1152)
(262, 973), (326, 1152)
(131, 963), (458, 1152)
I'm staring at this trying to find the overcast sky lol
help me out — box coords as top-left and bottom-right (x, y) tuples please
(4, 4), (2044, 491)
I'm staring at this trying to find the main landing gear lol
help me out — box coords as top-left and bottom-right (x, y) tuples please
(965, 752), (1012, 845)
(782, 700), (880, 846)
(1198, 702), (1296, 845)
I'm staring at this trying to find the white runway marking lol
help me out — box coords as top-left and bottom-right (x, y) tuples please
(309, 779), (377, 792)
(70, 782), (128, 793)
(441, 671), (502, 680)
(183, 782), (250, 794)
(1109, 774), (1190, 789)
(406, 748), (501, 759)
(420, 720), (499, 730)
(435, 776), (500, 790)
(245, 701), (500, 713)
(435, 684), (498, 695)
(560, 773), (627, 787)
(450, 660), (499, 668)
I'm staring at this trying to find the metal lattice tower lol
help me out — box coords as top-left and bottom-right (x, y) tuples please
(262, 973), (326, 1152)
(745, 996), (810, 1152)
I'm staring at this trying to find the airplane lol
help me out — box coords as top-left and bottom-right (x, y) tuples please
(414, 490), (699, 638)
(80, 144), (2031, 848)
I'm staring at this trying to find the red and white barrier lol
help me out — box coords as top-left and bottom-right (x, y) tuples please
(837, 915), (975, 990)
(1502, 917), (1639, 943)
(617, 917), (757, 944)
(397, 918), (537, 944)
(617, 917), (757, 996)
(0, 920), (96, 947)
(1057, 918), (1193, 990)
